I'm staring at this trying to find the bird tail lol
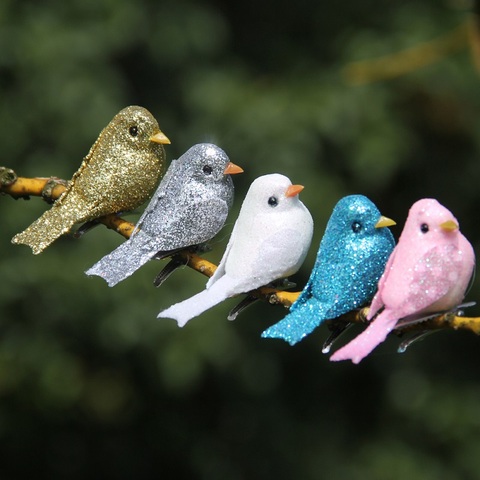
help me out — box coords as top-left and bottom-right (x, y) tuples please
(11, 202), (79, 254)
(261, 301), (324, 345)
(158, 276), (237, 327)
(85, 231), (157, 286)
(330, 310), (397, 364)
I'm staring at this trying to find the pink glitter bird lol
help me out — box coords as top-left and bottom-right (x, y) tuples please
(330, 198), (475, 364)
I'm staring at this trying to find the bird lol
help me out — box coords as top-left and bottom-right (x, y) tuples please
(330, 198), (475, 364)
(261, 195), (396, 345)
(158, 173), (314, 327)
(12, 105), (170, 254)
(85, 143), (243, 286)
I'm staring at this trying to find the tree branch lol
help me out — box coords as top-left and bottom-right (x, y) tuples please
(1, 167), (478, 340)
(343, 21), (470, 85)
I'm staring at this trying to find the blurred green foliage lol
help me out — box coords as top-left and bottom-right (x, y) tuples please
(1, 0), (480, 478)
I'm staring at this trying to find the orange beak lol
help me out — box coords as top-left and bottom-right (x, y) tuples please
(285, 184), (304, 198)
(224, 162), (244, 175)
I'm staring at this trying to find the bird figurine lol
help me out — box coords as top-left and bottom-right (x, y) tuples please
(330, 198), (476, 364)
(85, 143), (243, 286)
(12, 105), (170, 254)
(158, 173), (314, 327)
(261, 195), (396, 345)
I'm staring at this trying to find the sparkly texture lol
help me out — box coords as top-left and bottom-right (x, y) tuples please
(86, 143), (240, 286)
(331, 198), (476, 364)
(261, 195), (396, 345)
(158, 174), (314, 327)
(12, 106), (168, 254)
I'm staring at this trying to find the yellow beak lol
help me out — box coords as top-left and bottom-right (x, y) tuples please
(375, 215), (396, 228)
(440, 220), (458, 232)
(149, 131), (171, 145)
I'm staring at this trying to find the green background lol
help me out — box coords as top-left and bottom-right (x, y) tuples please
(1, 1), (480, 478)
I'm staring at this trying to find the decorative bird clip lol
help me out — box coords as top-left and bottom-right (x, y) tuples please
(12, 105), (170, 254)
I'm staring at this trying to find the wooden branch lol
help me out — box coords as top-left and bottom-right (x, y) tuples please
(1, 167), (479, 340)
(343, 21), (470, 85)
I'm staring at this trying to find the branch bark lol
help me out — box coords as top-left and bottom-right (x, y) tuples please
(1, 167), (478, 339)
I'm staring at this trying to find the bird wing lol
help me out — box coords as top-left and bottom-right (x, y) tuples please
(151, 198), (230, 255)
(248, 227), (306, 290)
(133, 161), (179, 234)
(207, 221), (238, 288)
(134, 173), (230, 254)
(296, 247), (389, 316)
(400, 244), (465, 316)
(210, 225), (304, 292)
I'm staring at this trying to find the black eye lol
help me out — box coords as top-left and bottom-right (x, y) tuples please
(420, 223), (429, 234)
(351, 221), (362, 233)
(268, 196), (278, 207)
(203, 165), (213, 175)
(129, 125), (138, 137)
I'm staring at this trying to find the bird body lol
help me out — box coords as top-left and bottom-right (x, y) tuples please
(12, 105), (169, 254)
(158, 173), (314, 327)
(86, 143), (243, 286)
(331, 198), (475, 363)
(261, 195), (396, 345)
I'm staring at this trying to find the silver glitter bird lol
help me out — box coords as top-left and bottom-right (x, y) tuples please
(85, 143), (243, 286)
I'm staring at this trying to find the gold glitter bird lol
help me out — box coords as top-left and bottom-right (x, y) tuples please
(12, 105), (170, 254)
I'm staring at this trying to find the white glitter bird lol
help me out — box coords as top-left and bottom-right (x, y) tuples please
(85, 144), (243, 286)
(158, 173), (314, 327)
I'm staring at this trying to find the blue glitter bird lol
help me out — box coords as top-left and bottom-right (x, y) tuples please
(261, 195), (396, 345)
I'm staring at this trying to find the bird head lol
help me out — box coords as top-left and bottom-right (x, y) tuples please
(326, 195), (396, 245)
(110, 106), (170, 152)
(405, 198), (461, 241)
(182, 143), (243, 184)
(243, 173), (307, 215)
